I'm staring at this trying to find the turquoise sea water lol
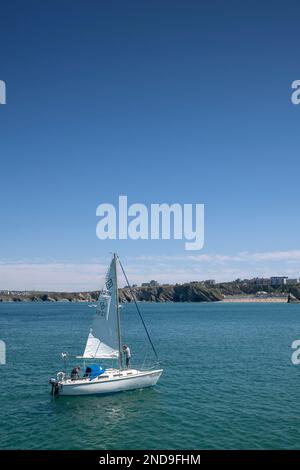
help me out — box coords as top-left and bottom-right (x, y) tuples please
(1, 301), (300, 449)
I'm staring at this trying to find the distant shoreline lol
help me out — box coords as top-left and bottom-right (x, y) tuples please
(222, 296), (288, 303)
(1, 280), (299, 303)
(0, 295), (293, 304)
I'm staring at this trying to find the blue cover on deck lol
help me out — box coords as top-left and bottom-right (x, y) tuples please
(90, 364), (106, 380)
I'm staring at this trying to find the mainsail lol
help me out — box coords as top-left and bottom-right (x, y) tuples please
(83, 258), (119, 359)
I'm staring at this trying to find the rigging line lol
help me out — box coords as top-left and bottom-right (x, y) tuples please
(118, 258), (159, 361)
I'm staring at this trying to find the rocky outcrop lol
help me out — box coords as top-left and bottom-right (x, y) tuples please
(119, 283), (223, 303)
(0, 284), (223, 303)
(288, 293), (300, 304)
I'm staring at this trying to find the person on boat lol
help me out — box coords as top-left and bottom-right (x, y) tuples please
(71, 365), (80, 380)
(84, 366), (92, 378)
(123, 345), (131, 369)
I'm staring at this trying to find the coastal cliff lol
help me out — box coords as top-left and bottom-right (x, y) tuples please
(1, 281), (300, 303)
(0, 283), (223, 303)
(119, 283), (223, 302)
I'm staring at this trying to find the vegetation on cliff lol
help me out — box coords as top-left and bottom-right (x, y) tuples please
(120, 283), (223, 303)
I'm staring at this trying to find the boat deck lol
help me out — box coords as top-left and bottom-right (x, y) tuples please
(63, 368), (142, 385)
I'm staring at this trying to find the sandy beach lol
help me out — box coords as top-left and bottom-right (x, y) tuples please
(222, 296), (288, 303)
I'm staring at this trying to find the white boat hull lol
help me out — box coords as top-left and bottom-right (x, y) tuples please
(56, 368), (163, 396)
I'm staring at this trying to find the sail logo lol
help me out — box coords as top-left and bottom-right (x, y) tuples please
(0, 340), (6, 365)
(96, 195), (204, 251)
(0, 80), (6, 104)
(97, 293), (111, 319)
(98, 299), (109, 317)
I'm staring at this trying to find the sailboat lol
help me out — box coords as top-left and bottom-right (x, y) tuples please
(49, 254), (163, 396)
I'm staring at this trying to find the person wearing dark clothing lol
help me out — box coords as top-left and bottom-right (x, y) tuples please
(84, 366), (92, 378)
(71, 366), (80, 380)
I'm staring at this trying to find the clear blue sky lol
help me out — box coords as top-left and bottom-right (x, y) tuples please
(1, 1), (300, 289)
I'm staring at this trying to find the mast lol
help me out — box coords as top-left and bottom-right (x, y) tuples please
(114, 253), (122, 370)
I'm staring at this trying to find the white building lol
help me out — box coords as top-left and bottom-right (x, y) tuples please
(252, 278), (271, 286)
(286, 278), (299, 285)
(270, 277), (288, 286)
(204, 280), (216, 286)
